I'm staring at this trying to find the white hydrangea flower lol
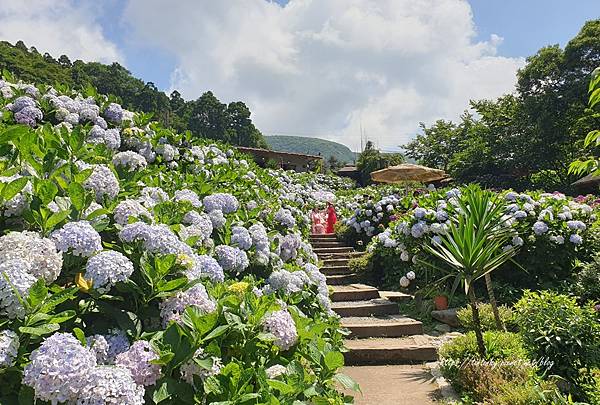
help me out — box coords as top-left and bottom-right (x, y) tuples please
(112, 151), (147, 172)
(0, 329), (19, 368)
(0, 259), (37, 319)
(84, 251), (135, 293)
(52, 221), (103, 257)
(0, 231), (63, 283)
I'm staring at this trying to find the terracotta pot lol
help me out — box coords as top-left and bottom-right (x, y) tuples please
(433, 295), (449, 310)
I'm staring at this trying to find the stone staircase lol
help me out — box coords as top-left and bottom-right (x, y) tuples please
(311, 233), (438, 365)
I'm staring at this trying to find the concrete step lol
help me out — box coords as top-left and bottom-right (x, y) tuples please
(344, 336), (438, 365)
(326, 273), (359, 285)
(330, 284), (381, 302)
(332, 298), (399, 317)
(342, 315), (423, 338)
(314, 246), (354, 254)
(321, 265), (353, 275)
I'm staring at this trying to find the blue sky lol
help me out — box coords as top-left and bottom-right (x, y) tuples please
(1, 0), (598, 150)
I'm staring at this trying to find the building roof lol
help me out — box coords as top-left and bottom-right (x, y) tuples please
(236, 146), (323, 161)
(337, 165), (358, 173)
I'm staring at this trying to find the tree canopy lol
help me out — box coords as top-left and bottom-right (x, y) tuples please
(0, 41), (268, 148)
(403, 19), (600, 191)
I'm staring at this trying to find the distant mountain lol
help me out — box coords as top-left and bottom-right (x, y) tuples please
(265, 135), (357, 164)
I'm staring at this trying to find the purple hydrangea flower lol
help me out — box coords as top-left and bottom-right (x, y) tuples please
(262, 310), (298, 351)
(14, 105), (43, 127)
(115, 340), (161, 386)
(215, 245), (249, 273)
(0, 231), (63, 283)
(159, 284), (216, 326)
(569, 234), (583, 245)
(87, 330), (131, 365)
(231, 226), (252, 250)
(180, 348), (222, 385)
(174, 189), (202, 208)
(104, 103), (124, 124)
(0, 259), (36, 319)
(119, 222), (192, 255)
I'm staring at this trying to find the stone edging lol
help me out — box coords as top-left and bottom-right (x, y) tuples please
(425, 361), (460, 404)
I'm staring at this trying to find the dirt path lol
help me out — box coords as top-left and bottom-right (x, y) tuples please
(342, 365), (440, 404)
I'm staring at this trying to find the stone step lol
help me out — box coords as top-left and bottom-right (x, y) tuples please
(310, 234), (337, 240)
(330, 284), (381, 302)
(342, 315), (423, 338)
(332, 298), (399, 317)
(317, 251), (364, 261)
(314, 246), (354, 254)
(311, 241), (346, 248)
(326, 273), (359, 285)
(322, 257), (351, 266)
(379, 291), (413, 303)
(344, 336), (438, 365)
(321, 265), (353, 275)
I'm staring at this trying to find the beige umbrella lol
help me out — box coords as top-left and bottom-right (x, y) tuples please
(370, 163), (448, 184)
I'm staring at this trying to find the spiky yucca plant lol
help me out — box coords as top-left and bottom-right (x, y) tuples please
(423, 185), (518, 357)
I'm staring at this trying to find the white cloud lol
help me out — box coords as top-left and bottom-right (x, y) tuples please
(124, 0), (524, 151)
(0, 0), (122, 64)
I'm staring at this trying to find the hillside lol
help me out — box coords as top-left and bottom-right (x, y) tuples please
(0, 40), (267, 147)
(266, 135), (356, 164)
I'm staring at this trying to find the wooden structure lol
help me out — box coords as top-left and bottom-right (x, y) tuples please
(336, 165), (360, 181)
(236, 146), (323, 173)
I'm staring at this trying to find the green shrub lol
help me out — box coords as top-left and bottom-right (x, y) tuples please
(457, 303), (516, 332)
(333, 222), (368, 249)
(573, 255), (600, 304)
(348, 252), (372, 274)
(514, 290), (600, 401)
(487, 379), (576, 405)
(439, 331), (527, 363)
(439, 331), (529, 387)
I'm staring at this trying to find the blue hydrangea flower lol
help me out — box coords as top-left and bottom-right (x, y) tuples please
(203, 193), (239, 213)
(532, 221), (548, 235)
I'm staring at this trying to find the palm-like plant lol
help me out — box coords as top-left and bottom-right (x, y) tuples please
(422, 185), (518, 357)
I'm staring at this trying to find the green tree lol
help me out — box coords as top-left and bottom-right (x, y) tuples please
(356, 142), (405, 185)
(403, 119), (462, 171)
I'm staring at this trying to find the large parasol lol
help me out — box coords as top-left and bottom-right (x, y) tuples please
(370, 163), (448, 184)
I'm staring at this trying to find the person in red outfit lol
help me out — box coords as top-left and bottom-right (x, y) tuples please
(325, 202), (337, 234)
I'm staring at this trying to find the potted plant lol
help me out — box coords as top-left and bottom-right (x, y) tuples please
(433, 290), (449, 310)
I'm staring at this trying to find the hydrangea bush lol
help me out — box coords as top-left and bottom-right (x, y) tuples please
(365, 187), (599, 293)
(0, 74), (355, 404)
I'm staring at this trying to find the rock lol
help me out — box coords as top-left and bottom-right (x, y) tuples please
(431, 308), (459, 327)
(434, 323), (451, 333)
